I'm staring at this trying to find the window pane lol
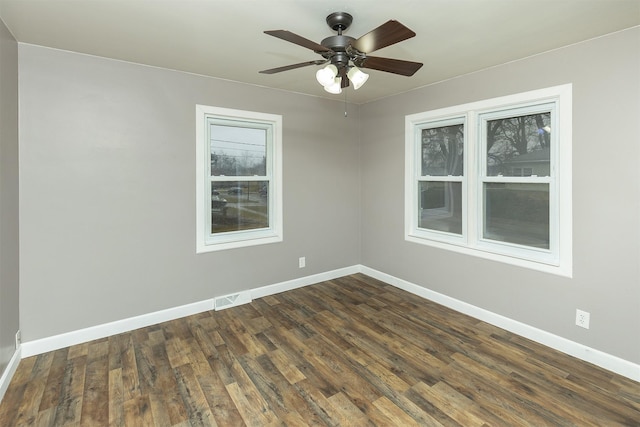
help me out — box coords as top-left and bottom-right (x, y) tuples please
(421, 124), (464, 176)
(211, 181), (269, 234)
(418, 181), (462, 234)
(486, 112), (551, 177)
(210, 124), (267, 176)
(483, 183), (549, 248)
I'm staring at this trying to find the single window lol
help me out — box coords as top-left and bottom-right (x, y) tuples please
(479, 105), (554, 252)
(405, 85), (572, 276)
(196, 105), (282, 252)
(416, 118), (466, 239)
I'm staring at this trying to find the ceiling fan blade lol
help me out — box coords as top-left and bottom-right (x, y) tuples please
(359, 56), (423, 76)
(259, 60), (327, 74)
(351, 20), (416, 54)
(264, 30), (332, 53)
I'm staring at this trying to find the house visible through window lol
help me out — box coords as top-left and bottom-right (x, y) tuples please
(480, 106), (553, 250)
(405, 85), (572, 276)
(196, 105), (282, 253)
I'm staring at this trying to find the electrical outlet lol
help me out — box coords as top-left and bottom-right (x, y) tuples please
(575, 309), (590, 329)
(15, 330), (21, 349)
(299, 257), (306, 268)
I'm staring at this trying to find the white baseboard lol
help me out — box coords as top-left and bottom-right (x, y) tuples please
(360, 266), (640, 382)
(21, 265), (361, 358)
(0, 347), (21, 403)
(21, 298), (215, 358)
(18, 264), (639, 382)
(251, 265), (360, 299)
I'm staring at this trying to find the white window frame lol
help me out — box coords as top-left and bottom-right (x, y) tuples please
(413, 116), (468, 246)
(196, 105), (283, 253)
(405, 84), (572, 277)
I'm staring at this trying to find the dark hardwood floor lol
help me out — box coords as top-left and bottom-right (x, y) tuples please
(1, 274), (639, 426)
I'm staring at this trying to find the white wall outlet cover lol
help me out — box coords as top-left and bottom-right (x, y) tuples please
(576, 309), (590, 329)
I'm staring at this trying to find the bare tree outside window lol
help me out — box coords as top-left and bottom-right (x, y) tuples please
(483, 111), (552, 249)
(486, 112), (551, 177)
(419, 123), (464, 234)
(421, 124), (464, 176)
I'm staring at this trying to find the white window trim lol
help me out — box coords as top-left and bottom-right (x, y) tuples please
(196, 105), (283, 253)
(405, 84), (572, 277)
(412, 116), (468, 247)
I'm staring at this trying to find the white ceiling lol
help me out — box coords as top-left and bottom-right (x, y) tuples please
(1, 0), (638, 104)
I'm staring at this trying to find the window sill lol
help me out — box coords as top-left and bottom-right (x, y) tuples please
(197, 233), (282, 253)
(405, 234), (572, 278)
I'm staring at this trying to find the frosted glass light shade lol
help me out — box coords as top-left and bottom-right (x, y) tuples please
(323, 77), (342, 94)
(347, 66), (369, 90)
(316, 65), (338, 87)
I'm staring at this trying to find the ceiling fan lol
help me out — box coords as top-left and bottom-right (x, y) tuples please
(259, 12), (423, 94)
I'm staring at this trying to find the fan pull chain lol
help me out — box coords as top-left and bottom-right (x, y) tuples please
(344, 89), (348, 117)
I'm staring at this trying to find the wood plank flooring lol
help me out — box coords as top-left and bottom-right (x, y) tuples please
(1, 274), (639, 426)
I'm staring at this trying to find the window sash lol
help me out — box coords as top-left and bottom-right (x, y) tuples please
(206, 119), (274, 239)
(412, 117), (467, 244)
(477, 101), (557, 259)
(418, 181), (464, 236)
(208, 118), (271, 178)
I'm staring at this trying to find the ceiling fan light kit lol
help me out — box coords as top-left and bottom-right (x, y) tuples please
(260, 11), (423, 95)
(347, 66), (369, 90)
(324, 77), (343, 94)
(316, 64), (338, 86)
(316, 64), (368, 93)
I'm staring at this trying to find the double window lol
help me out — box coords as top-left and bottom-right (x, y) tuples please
(405, 85), (572, 276)
(196, 105), (282, 253)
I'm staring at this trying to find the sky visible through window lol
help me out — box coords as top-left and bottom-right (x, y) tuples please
(210, 124), (266, 176)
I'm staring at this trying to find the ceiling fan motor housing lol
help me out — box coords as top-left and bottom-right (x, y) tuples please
(320, 35), (367, 68)
(320, 35), (355, 51)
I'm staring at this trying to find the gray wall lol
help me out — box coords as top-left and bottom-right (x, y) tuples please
(0, 17), (19, 376)
(18, 44), (361, 341)
(360, 27), (640, 364)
